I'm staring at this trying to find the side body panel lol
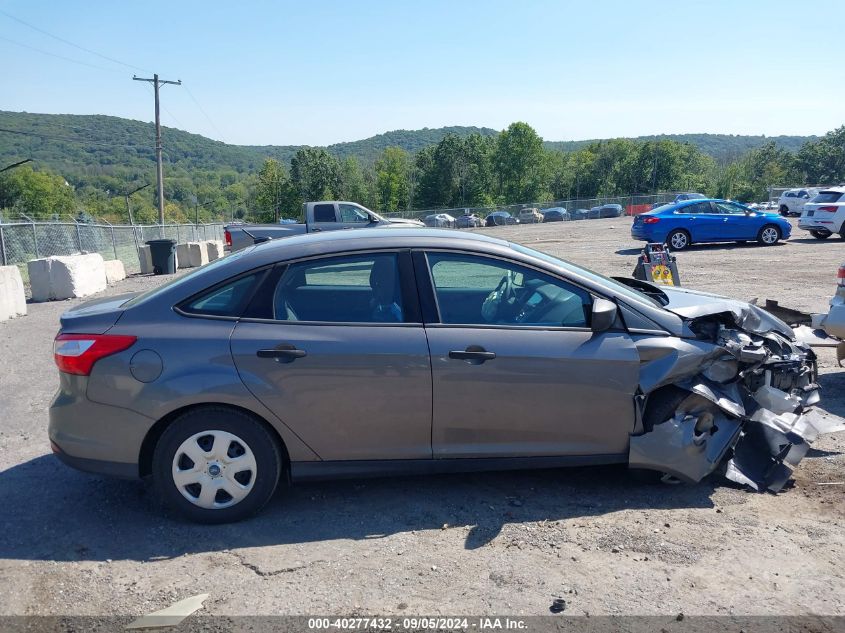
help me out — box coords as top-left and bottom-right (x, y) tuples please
(230, 322), (433, 460)
(426, 327), (640, 457)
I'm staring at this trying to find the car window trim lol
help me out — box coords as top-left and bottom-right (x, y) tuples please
(415, 248), (600, 329)
(236, 248), (423, 326)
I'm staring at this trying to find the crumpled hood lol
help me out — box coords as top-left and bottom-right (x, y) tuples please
(660, 285), (794, 339)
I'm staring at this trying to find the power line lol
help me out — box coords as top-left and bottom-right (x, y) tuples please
(183, 84), (225, 142)
(0, 7), (150, 72)
(0, 34), (123, 74)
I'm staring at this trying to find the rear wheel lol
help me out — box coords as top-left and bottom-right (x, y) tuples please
(667, 229), (690, 251)
(152, 407), (282, 524)
(810, 230), (831, 240)
(757, 224), (781, 246)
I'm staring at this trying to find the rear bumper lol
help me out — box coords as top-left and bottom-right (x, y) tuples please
(52, 447), (138, 479)
(798, 219), (836, 233)
(48, 375), (154, 479)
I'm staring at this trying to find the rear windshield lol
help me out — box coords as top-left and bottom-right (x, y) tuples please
(811, 191), (843, 203)
(122, 246), (255, 308)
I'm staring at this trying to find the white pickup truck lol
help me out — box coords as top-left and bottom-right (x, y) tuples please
(224, 201), (424, 251)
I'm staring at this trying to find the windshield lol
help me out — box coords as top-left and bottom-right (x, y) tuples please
(122, 246), (256, 308)
(508, 242), (661, 308)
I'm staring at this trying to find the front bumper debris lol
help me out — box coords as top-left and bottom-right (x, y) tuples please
(629, 308), (843, 492)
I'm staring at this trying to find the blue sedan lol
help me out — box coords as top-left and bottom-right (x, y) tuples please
(631, 199), (792, 250)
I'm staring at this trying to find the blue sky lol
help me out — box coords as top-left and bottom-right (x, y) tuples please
(2, 0), (843, 146)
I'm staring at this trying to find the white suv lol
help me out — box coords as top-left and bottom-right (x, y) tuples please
(778, 188), (819, 216)
(798, 187), (845, 239)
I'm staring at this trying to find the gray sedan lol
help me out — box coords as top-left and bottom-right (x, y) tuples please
(50, 229), (834, 523)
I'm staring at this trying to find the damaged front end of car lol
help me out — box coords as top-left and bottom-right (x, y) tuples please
(629, 300), (845, 492)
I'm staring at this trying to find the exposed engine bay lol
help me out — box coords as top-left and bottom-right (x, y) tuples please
(626, 292), (845, 492)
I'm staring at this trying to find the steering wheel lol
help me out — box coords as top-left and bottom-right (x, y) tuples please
(481, 272), (518, 322)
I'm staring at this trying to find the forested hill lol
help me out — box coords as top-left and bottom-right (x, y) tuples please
(0, 111), (815, 178)
(545, 133), (814, 160)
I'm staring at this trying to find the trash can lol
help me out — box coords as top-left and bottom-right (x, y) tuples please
(146, 239), (177, 275)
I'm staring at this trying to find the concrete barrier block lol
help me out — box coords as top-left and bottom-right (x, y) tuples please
(28, 254), (107, 302)
(185, 242), (208, 268)
(176, 242), (193, 268)
(206, 240), (225, 262)
(104, 259), (126, 284)
(138, 245), (154, 274)
(0, 265), (27, 321)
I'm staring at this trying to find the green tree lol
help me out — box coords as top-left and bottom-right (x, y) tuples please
(374, 147), (410, 211)
(255, 158), (297, 222)
(795, 127), (845, 184)
(0, 166), (76, 219)
(290, 148), (342, 202)
(493, 122), (547, 203)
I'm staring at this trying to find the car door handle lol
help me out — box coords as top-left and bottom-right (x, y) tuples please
(256, 344), (307, 362)
(448, 348), (496, 363)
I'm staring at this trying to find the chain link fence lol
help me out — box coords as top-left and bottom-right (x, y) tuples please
(0, 221), (225, 281)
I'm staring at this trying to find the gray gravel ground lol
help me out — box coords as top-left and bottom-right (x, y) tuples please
(0, 216), (843, 618)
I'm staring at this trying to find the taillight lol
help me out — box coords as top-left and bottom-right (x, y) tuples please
(838, 264), (845, 287)
(643, 217), (660, 224)
(53, 333), (137, 376)
(224, 229), (232, 247)
(818, 206), (839, 212)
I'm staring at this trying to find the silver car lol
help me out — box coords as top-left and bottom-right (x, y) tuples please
(50, 229), (832, 523)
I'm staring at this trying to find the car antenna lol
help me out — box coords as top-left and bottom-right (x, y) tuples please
(241, 227), (272, 245)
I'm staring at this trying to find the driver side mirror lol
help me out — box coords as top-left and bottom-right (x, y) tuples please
(591, 298), (618, 333)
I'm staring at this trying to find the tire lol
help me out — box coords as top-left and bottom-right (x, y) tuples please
(779, 205), (790, 216)
(152, 407), (283, 524)
(666, 229), (691, 251)
(757, 224), (781, 246)
(810, 230), (830, 240)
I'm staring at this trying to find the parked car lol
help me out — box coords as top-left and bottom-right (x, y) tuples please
(571, 208), (590, 220)
(50, 228), (824, 522)
(631, 199), (792, 250)
(778, 188), (819, 217)
(542, 207), (570, 222)
(797, 187), (845, 240)
(485, 211), (518, 226)
(599, 204), (624, 218)
(456, 213), (483, 228)
(588, 204), (623, 219)
(518, 207), (544, 224)
(424, 213), (457, 228)
(225, 201), (424, 251)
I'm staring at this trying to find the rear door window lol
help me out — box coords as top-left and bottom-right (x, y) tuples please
(313, 204), (337, 223)
(272, 253), (406, 323)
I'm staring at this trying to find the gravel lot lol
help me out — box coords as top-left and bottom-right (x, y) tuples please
(0, 217), (843, 619)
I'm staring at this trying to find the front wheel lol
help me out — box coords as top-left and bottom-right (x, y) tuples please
(152, 407), (283, 523)
(666, 229), (690, 251)
(779, 205), (790, 216)
(810, 230), (831, 240)
(757, 224), (781, 246)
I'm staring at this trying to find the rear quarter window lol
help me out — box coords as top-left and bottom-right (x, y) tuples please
(179, 271), (264, 318)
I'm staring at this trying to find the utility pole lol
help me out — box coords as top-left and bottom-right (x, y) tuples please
(123, 183), (150, 225)
(133, 74), (181, 224)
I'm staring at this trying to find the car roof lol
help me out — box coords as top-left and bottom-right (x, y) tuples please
(819, 186), (845, 193)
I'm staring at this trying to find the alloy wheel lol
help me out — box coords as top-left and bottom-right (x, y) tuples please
(669, 231), (688, 250)
(761, 227), (779, 244)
